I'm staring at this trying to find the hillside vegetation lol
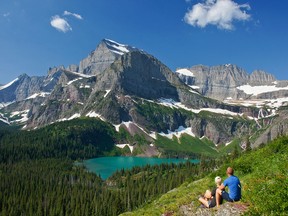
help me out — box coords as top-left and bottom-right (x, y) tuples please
(121, 136), (288, 215)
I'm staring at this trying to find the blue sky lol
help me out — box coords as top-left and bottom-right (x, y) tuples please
(1, 0), (288, 84)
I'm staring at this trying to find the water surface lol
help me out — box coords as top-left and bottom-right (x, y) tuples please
(83, 156), (198, 179)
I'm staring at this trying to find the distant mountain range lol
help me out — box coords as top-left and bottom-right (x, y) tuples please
(1, 39), (288, 153)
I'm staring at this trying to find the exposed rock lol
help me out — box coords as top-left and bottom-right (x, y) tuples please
(179, 202), (248, 216)
(90, 50), (182, 101)
(176, 64), (280, 101)
(78, 39), (138, 75)
(26, 72), (96, 128)
(249, 70), (275, 85)
(253, 109), (288, 148)
(47, 66), (65, 77)
(0, 74), (45, 103)
(66, 64), (79, 72)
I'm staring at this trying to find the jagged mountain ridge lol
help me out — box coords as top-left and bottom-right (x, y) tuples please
(176, 65), (288, 101)
(0, 74), (45, 103)
(1, 39), (287, 148)
(0, 39), (136, 104)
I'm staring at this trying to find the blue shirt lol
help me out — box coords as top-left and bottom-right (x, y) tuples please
(223, 175), (241, 201)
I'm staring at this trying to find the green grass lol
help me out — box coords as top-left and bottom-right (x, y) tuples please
(121, 136), (288, 215)
(218, 138), (242, 155)
(155, 134), (218, 157)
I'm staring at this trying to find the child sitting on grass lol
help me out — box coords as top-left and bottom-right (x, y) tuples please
(198, 176), (223, 208)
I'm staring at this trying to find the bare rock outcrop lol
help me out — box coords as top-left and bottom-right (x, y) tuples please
(178, 202), (248, 216)
(176, 64), (279, 101)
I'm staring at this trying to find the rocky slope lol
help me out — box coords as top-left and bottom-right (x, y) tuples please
(0, 74), (45, 103)
(176, 65), (288, 101)
(78, 39), (138, 75)
(253, 107), (288, 148)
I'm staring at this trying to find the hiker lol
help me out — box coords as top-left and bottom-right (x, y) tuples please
(216, 167), (241, 207)
(198, 176), (223, 208)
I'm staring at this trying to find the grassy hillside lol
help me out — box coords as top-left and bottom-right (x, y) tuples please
(121, 136), (288, 215)
(155, 134), (218, 158)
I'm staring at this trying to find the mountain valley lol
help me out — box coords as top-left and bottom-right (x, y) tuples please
(1, 38), (288, 216)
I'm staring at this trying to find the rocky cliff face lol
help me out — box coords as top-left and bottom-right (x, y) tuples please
(176, 65), (279, 101)
(253, 109), (288, 147)
(103, 51), (181, 100)
(0, 74), (45, 103)
(78, 39), (138, 75)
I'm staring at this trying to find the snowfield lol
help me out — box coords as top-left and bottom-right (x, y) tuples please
(158, 98), (240, 117)
(0, 78), (19, 91)
(115, 144), (134, 153)
(175, 68), (194, 77)
(26, 92), (50, 100)
(105, 39), (130, 55)
(159, 126), (195, 139)
(237, 84), (288, 96)
(57, 113), (81, 122)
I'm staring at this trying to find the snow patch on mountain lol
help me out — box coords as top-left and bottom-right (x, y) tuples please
(149, 132), (157, 140)
(114, 121), (133, 132)
(224, 97), (288, 110)
(79, 84), (91, 89)
(0, 78), (19, 91)
(67, 78), (83, 85)
(237, 84), (288, 96)
(158, 98), (241, 117)
(11, 110), (30, 123)
(0, 101), (14, 108)
(68, 71), (95, 78)
(115, 144), (134, 153)
(57, 113), (81, 122)
(0, 113), (10, 125)
(104, 89), (111, 98)
(159, 126), (195, 139)
(104, 39), (130, 55)
(265, 97), (288, 108)
(26, 92), (50, 100)
(86, 111), (105, 121)
(175, 68), (194, 77)
(189, 85), (200, 89)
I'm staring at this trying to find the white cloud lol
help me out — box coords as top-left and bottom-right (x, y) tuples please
(63, 11), (83, 20)
(184, 0), (251, 30)
(50, 15), (72, 33)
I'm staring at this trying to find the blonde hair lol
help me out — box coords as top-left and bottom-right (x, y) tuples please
(215, 176), (222, 185)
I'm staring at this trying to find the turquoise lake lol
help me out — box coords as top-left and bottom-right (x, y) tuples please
(83, 157), (199, 180)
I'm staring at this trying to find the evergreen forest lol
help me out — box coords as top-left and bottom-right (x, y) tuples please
(0, 118), (214, 215)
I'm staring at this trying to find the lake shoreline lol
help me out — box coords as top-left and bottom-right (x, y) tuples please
(79, 156), (199, 180)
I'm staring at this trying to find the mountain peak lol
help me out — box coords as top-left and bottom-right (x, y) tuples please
(102, 39), (130, 56)
(78, 39), (139, 75)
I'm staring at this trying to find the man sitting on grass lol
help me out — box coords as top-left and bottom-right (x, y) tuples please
(216, 167), (241, 207)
